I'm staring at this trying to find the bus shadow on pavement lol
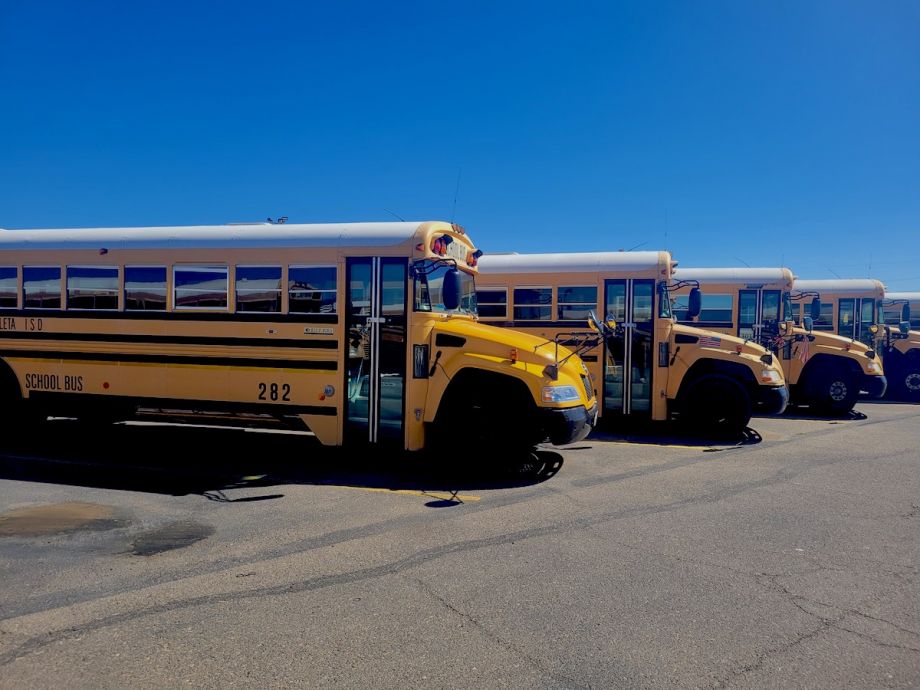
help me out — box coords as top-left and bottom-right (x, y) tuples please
(781, 408), (868, 422)
(587, 417), (763, 449)
(0, 419), (563, 503)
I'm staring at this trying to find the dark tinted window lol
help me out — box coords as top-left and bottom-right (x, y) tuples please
(513, 287), (551, 320)
(558, 286), (597, 320)
(476, 289), (507, 319)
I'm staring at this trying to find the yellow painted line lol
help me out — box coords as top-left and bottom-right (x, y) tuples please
(328, 485), (481, 502)
(597, 440), (719, 450)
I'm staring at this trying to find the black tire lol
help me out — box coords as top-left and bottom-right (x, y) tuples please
(807, 364), (859, 415)
(679, 374), (752, 435)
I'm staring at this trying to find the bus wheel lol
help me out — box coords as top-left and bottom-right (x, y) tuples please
(680, 374), (752, 436)
(810, 365), (858, 415)
(901, 368), (920, 402)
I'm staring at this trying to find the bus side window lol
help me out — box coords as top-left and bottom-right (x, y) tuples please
(125, 266), (168, 311)
(289, 266), (337, 314)
(66, 266), (119, 310)
(0, 267), (17, 309)
(236, 266), (282, 313)
(23, 266), (62, 309)
(174, 265), (229, 310)
(476, 288), (507, 319)
(558, 286), (597, 321)
(513, 287), (552, 321)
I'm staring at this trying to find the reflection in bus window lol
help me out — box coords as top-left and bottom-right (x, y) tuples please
(236, 266), (282, 313)
(699, 294), (733, 323)
(290, 266), (337, 314)
(813, 303), (835, 331)
(558, 286), (597, 320)
(23, 266), (61, 309)
(67, 266), (119, 310)
(0, 267), (17, 309)
(125, 266), (167, 311)
(174, 266), (228, 310)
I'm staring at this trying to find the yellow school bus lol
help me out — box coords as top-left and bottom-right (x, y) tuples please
(0, 221), (597, 451)
(883, 293), (920, 330)
(794, 279), (920, 401)
(671, 267), (886, 413)
(476, 251), (788, 433)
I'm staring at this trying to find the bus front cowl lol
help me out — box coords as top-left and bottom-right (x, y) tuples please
(422, 317), (597, 447)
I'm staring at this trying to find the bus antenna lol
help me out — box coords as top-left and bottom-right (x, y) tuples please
(384, 209), (405, 222)
(829, 268), (842, 279)
(734, 257), (751, 267)
(450, 167), (462, 223)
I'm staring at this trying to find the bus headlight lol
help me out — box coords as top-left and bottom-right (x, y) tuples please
(866, 360), (881, 374)
(541, 385), (581, 403)
(760, 369), (782, 384)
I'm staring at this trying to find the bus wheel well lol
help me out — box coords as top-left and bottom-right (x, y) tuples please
(799, 355), (860, 413)
(679, 359), (757, 397)
(800, 353), (861, 381)
(433, 368), (542, 448)
(0, 359), (23, 401)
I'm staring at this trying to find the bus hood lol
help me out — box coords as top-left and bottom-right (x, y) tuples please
(671, 323), (770, 357)
(432, 317), (578, 366)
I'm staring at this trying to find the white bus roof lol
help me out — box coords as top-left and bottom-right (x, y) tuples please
(674, 267), (794, 286)
(0, 222), (429, 251)
(794, 278), (886, 295)
(478, 251), (667, 275)
(886, 292), (920, 301)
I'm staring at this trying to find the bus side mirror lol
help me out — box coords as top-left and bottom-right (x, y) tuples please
(810, 297), (821, 321)
(443, 268), (462, 311)
(687, 288), (702, 319)
(903, 304), (911, 323)
(900, 321), (911, 335)
(803, 316), (814, 332)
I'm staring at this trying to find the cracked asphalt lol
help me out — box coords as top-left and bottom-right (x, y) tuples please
(0, 401), (918, 688)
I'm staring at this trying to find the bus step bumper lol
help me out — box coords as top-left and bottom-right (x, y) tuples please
(861, 374), (888, 398)
(542, 402), (597, 446)
(755, 384), (789, 416)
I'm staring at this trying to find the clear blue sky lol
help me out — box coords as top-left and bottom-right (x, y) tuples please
(1, 1), (918, 288)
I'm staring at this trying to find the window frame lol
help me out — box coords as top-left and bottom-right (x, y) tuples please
(124, 265), (169, 312)
(0, 266), (18, 310)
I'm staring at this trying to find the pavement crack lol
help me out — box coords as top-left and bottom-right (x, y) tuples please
(409, 576), (586, 688)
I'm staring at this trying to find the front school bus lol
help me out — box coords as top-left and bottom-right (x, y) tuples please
(476, 251), (788, 433)
(0, 221), (596, 451)
(794, 279), (920, 402)
(671, 267), (886, 414)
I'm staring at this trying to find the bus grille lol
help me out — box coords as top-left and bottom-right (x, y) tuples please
(581, 374), (593, 401)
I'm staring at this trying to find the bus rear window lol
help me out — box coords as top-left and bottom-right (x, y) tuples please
(0, 267), (17, 309)
(23, 266), (61, 309)
(174, 265), (228, 310)
(125, 266), (167, 311)
(67, 266), (118, 310)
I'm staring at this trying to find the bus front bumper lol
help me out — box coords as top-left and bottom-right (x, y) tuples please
(542, 402), (597, 446)
(861, 374), (888, 398)
(754, 384), (789, 416)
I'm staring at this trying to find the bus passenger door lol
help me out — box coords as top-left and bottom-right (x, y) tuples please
(344, 257), (408, 446)
(603, 279), (654, 415)
(738, 289), (781, 343)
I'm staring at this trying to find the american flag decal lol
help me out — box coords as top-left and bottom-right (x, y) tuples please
(699, 335), (722, 347)
(797, 337), (810, 363)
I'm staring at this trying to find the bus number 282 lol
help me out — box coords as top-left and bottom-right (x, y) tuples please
(258, 383), (291, 401)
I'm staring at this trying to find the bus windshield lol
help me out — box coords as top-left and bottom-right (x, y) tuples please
(782, 292), (795, 322)
(414, 264), (478, 315)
